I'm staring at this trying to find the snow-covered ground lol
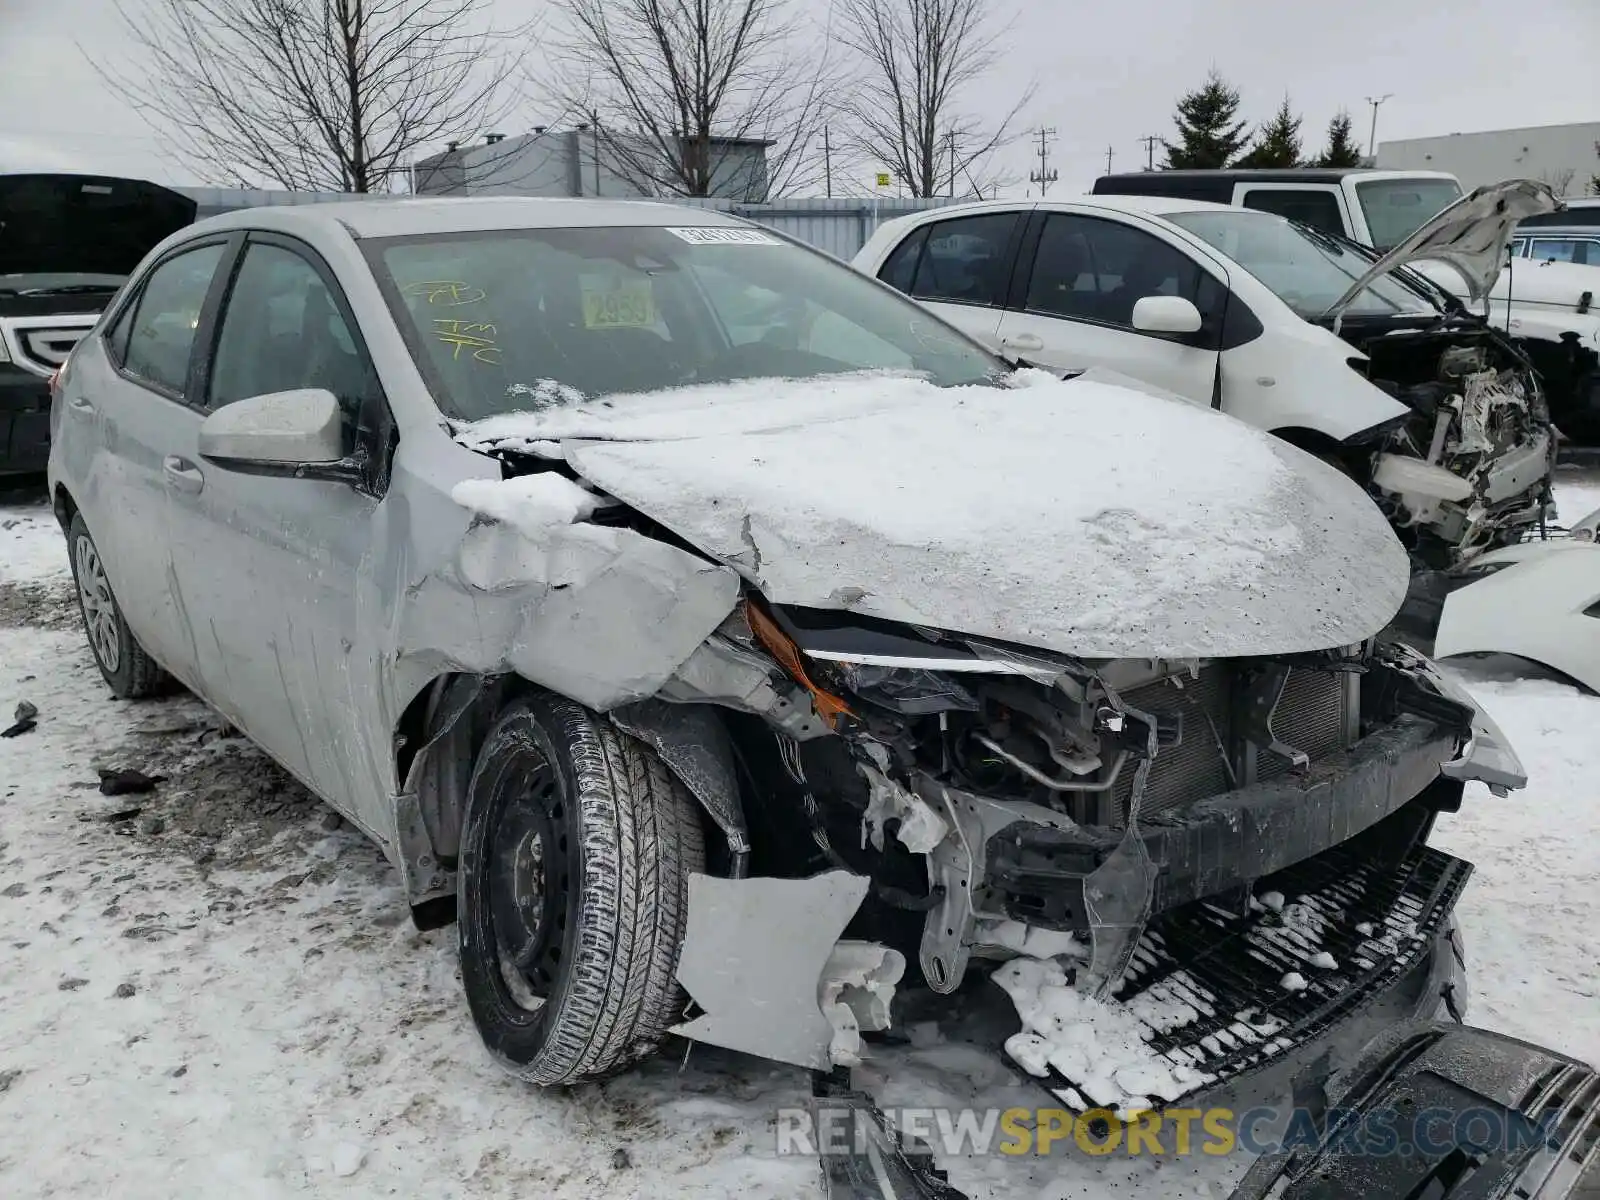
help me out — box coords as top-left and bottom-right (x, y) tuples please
(2, 474), (1597, 1200)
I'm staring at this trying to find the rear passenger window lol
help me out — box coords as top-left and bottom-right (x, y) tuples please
(121, 244), (226, 396)
(903, 213), (1019, 308)
(1240, 189), (1344, 236)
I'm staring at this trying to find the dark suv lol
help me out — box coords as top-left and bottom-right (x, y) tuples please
(1, 174), (195, 474)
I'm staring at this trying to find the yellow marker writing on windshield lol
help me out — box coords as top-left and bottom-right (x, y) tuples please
(433, 318), (501, 364)
(404, 280), (487, 307)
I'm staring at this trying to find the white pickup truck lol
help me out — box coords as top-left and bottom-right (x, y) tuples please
(1092, 168), (1600, 441)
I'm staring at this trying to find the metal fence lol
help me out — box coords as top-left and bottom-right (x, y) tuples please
(174, 187), (960, 260)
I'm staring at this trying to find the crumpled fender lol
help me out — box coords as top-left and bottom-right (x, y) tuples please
(398, 515), (741, 711)
(1434, 539), (1600, 698)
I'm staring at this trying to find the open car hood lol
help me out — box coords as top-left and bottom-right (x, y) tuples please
(463, 369), (1412, 660)
(0, 173), (197, 276)
(1324, 179), (1563, 321)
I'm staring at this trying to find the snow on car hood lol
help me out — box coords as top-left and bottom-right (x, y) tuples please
(1324, 178), (1562, 319)
(457, 370), (1410, 659)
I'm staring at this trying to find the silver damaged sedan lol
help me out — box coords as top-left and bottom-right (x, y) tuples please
(46, 198), (1523, 1116)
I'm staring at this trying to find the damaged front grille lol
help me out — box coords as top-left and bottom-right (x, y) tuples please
(1029, 839), (1472, 1111)
(1112, 667), (1353, 821)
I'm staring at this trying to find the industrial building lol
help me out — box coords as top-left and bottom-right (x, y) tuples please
(410, 128), (773, 201)
(1377, 121), (1600, 194)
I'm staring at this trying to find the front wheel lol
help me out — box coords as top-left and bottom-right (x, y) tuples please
(67, 513), (167, 699)
(457, 694), (706, 1085)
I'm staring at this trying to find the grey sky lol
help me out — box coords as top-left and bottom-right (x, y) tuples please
(2, 0), (1596, 194)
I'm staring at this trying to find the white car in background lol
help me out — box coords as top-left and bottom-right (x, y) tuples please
(853, 188), (1557, 571)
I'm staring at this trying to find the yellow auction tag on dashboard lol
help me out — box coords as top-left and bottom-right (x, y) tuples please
(581, 277), (656, 329)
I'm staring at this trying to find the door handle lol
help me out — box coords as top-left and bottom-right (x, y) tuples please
(162, 455), (205, 495)
(1003, 332), (1044, 352)
(68, 395), (94, 412)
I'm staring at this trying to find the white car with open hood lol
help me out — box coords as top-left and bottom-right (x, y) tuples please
(47, 198), (1525, 1179)
(853, 181), (1561, 572)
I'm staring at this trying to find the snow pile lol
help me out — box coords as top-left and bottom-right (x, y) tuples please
(976, 918), (1090, 961)
(992, 958), (1209, 1115)
(450, 472), (601, 531)
(467, 369), (1408, 659)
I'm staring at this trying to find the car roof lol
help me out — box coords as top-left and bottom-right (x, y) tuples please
(885, 194), (1241, 226)
(1095, 168), (1460, 185)
(183, 196), (753, 240)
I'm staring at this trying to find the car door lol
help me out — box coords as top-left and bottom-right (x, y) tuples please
(872, 210), (1025, 352)
(993, 211), (1227, 403)
(162, 233), (395, 826)
(75, 237), (233, 686)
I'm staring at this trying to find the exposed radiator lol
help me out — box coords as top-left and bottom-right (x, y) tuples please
(1113, 666), (1354, 822)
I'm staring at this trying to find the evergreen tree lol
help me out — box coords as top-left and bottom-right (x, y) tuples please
(1161, 70), (1250, 169)
(1315, 111), (1364, 168)
(1590, 141), (1600, 196)
(1236, 96), (1302, 168)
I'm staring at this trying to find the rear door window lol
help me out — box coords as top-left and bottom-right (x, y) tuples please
(1239, 188), (1345, 236)
(903, 213), (1020, 308)
(120, 243), (227, 397)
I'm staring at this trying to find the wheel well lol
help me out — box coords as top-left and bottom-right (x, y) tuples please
(1271, 426), (1348, 459)
(53, 484), (78, 532)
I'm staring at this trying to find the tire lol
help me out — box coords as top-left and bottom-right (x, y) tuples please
(458, 693), (706, 1085)
(67, 513), (167, 699)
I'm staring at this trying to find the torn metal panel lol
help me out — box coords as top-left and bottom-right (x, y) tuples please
(398, 516), (741, 712)
(657, 634), (832, 740)
(672, 871), (893, 1071)
(608, 699), (750, 861)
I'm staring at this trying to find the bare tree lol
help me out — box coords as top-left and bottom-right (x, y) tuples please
(1538, 166), (1578, 196)
(548, 0), (834, 200)
(103, 0), (525, 193)
(835, 0), (1031, 199)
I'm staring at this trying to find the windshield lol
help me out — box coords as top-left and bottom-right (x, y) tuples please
(1167, 209), (1438, 319)
(1355, 178), (1463, 250)
(367, 225), (1001, 421)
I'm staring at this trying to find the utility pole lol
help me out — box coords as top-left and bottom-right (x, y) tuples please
(1105, 144), (1115, 174)
(1028, 126), (1058, 195)
(1365, 94), (1393, 161)
(1137, 134), (1161, 171)
(947, 128), (957, 198)
(823, 125), (832, 198)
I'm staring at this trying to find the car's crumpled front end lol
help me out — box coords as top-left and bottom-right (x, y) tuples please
(639, 601), (1520, 1113)
(1342, 322), (1556, 570)
(439, 369), (1524, 1143)
(1315, 181), (1566, 570)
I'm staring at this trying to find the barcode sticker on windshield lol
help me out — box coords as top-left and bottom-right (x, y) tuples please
(665, 227), (781, 246)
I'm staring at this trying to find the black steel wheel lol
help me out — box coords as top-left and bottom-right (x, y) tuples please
(457, 694), (705, 1085)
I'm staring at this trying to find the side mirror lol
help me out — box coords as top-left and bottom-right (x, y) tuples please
(198, 388), (361, 484)
(1131, 295), (1203, 335)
